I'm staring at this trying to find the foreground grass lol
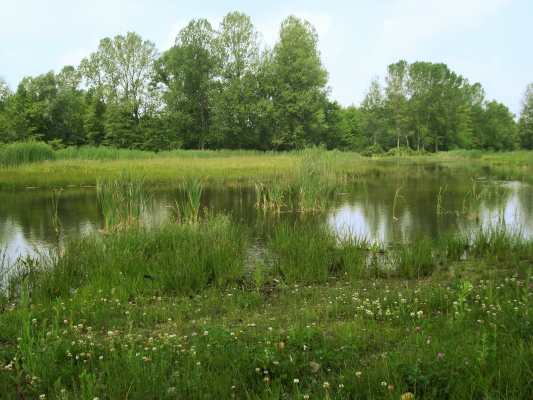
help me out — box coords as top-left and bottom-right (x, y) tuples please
(1, 218), (533, 399)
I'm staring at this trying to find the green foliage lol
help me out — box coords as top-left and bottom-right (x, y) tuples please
(386, 146), (415, 157)
(361, 144), (385, 157)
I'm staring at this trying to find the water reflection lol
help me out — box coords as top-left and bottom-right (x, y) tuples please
(0, 176), (532, 261)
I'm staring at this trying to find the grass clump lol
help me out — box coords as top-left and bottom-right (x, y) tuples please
(96, 170), (147, 233)
(268, 221), (367, 283)
(393, 233), (440, 278)
(0, 141), (56, 167)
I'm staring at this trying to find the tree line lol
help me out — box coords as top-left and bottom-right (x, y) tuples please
(0, 12), (531, 153)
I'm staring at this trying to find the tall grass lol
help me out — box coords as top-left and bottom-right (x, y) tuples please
(291, 147), (338, 212)
(0, 141), (56, 166)
(444, 149), (484, 159)
(96, 170), (147, 233)
(181, 172), (204, 221)
(33, 214), (249, 299)
(393, 233), (440, 278)
(56, 146), (275, 161)
(268, 222), (367, 283)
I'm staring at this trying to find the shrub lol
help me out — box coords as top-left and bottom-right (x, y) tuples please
(361, 144), (385, 157)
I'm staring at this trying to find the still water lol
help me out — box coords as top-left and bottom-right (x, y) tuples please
(1, 172), (532, 261)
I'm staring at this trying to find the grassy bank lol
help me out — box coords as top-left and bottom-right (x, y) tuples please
(2, 146), (533, 189)
(1, 218), (532, 399)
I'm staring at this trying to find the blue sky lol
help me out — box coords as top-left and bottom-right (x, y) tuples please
(1, 0), (531, 116)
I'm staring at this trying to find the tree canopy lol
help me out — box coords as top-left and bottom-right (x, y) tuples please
(0, 13), (522, 153)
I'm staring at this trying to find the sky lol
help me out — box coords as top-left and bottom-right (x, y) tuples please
(1, 0), (532, 116)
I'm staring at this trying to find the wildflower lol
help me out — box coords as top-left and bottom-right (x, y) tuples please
(405, 328), (410, 333)
(39, 395), (45, 399)
(309, 362), (320, 373)
(32, 319), (37, 324)
(356, 371), (362, 378)
(303, 396), (310, 400)
(255, 368), (260, 372)
(322, 382), (330, 390)
(415, 326), (420, 332)
(203, 331), (209, 336)
(388, 385), (394, 391)
(438, 353), (443, 359)
(400, 393), (415, 400)
(381, 381), (387, 386)
(263, 377), (270, 382)
(339, 383), (345, 388)
(294, 379), (300, 383)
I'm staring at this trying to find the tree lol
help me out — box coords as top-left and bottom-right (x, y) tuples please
(0, 76), (13, 142)
(385, 60), (410, 149)
(155, 20), (215, 149)
(472, 101), (517, 151)
(79, 32), (159, 147)
(270, 15), (329, 149)
(518, 83), (533, 149)
(211, 12), (263, 149)
(360, 77), (385, 146)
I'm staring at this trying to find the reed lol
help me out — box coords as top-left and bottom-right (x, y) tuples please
(291, 148), (338, 212)
(0, 141), (56, 166)
(181, 172), (204, 221)
(96, 170), (147, 233)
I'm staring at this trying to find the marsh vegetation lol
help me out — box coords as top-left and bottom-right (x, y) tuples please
(1, 149), (533, 399)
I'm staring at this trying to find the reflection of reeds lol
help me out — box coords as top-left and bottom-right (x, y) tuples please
(436, 184), (447, 215)
(96, 170), (146, 233)
(392, 182), (406, 221)
(51, 188), (63, 237)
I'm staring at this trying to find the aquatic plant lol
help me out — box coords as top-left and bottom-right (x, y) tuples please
(0, 141), (56, 167)
(181, 172), (204, 222)
(96, 170), (147, 233)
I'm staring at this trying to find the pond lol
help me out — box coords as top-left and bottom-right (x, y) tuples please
(1, 166), (532, 262)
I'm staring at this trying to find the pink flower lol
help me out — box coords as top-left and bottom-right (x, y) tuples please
(437, 353), (443, 359)
(415, 327), (420, 332)
(405, 328), (410, 333)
